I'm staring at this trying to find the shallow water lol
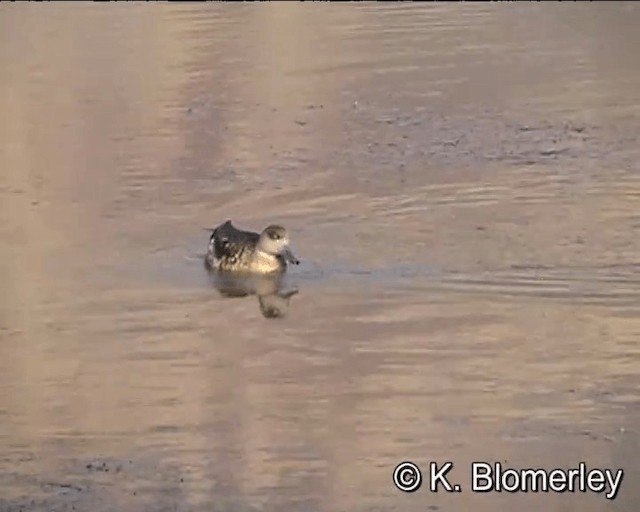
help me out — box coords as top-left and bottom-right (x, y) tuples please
(1, 3), (639, 511)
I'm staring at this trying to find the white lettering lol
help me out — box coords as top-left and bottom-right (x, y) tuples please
(520, 469), (548, 492)
(548, 469), (567, 492)
(430, 462), (454, 492)
(604, 469), (624, 500)
(467, 462), (623, 499)
(471, 462), (493, 492)
(501, 469), (520, 492)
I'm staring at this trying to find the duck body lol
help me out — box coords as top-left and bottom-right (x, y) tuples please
(205, 220), (299, 275)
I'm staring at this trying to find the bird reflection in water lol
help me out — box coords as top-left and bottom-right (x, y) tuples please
(208, 271), (299, 319)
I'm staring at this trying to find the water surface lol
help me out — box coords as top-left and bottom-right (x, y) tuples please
(0, 3), (639, 511)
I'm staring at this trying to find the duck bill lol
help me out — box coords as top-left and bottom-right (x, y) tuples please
(282, 246), (300, 265)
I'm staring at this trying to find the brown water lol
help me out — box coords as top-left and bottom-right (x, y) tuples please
(1, 3), (639, 512)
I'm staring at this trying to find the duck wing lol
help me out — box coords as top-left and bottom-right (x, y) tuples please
(211, 220), (259, 260)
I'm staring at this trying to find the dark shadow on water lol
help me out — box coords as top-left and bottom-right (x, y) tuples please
(207, 270), (300, 319)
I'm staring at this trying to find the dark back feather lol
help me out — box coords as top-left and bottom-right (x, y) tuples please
(211, 220), (259, 260)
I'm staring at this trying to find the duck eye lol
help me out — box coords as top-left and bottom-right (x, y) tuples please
(271, 233), (280, 240)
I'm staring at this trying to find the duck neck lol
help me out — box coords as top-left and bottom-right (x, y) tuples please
(253, 249), (284, 273)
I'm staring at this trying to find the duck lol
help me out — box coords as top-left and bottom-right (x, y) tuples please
(204, 220), (300, 274)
